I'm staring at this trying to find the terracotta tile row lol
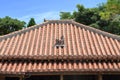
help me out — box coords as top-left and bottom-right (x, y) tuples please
(0, 61), (120, 74)
(0, 20), (120, 60)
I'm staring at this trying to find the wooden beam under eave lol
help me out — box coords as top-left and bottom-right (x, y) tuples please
(98, 74), (102, 80)
(19, 77), (22, 80)
(19, 76), (24, 80)
(60, 74), (63, 80)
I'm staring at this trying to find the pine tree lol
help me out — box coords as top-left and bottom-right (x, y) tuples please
(27, 18), (36, 27)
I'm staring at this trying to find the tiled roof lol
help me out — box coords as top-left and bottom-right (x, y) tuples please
(0, 20), (120, 60)
(0, 60), (120, 74)
(0, 20), (120, 74)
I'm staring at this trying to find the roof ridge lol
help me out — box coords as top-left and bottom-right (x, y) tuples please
(0, 20), (120, 41)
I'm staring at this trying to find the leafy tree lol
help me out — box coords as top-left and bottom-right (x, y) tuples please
(73, 4), (101, 25)
(97, 19), (110, 31)
(0, 16), (26, 35)
(59, 1), (120, 35)
(107, 15), (120, 34)
(89, 23), (100, 29)
(100, 0), (120, 20)
(60, 12), (73, 19)
(106, 0), (120, 14)
(60, 4), (101, 25)
(27, 18), (36, 27)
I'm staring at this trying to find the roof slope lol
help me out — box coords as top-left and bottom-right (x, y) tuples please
(0, 20), (120, 60)
(1, 60), (120, 74)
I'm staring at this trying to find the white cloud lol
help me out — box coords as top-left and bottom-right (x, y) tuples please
(18, 11), (60, 24)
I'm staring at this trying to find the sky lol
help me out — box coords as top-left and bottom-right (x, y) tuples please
(0, 0), (107, 23)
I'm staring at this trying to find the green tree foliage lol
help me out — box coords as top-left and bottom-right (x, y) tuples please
(106, 0), (120, 14)
(108, 15), (120, 34)
(59, 1), (120, 35)
(60, 4), (101, 26)
(73, 4), (101, 25)
(60, 12), (73, 19)
(89, 23), (100, 29)
(27, 18), (36, 27)
(100, 0), (120, 20)
(0, 16), (26, 35)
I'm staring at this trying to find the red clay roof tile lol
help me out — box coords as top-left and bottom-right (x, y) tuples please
(0, 20), (120, 60)
(0, 20), (120, 74)
(0, 61), (120, 74)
